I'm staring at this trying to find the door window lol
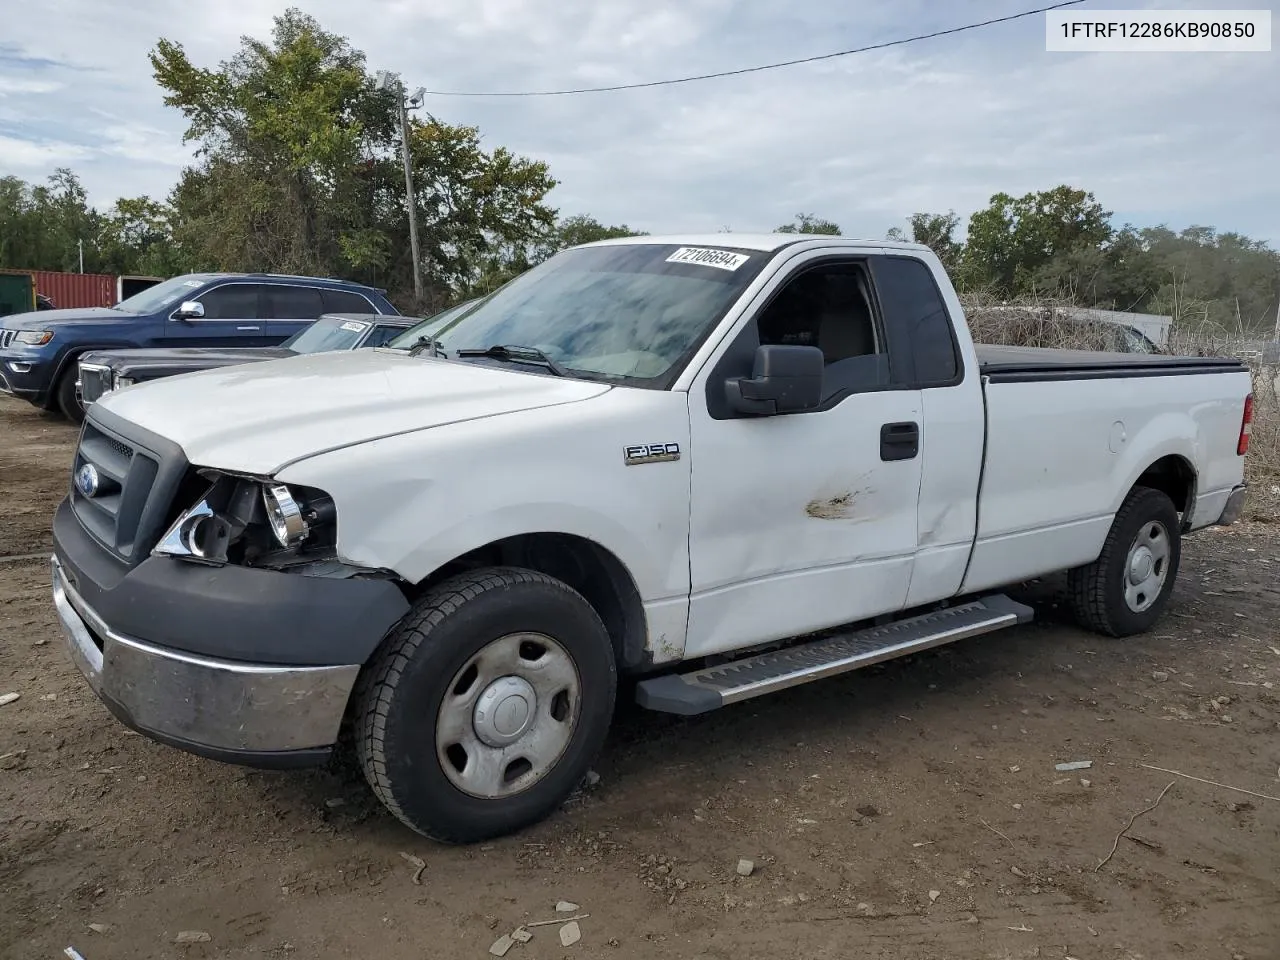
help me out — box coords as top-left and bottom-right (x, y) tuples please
(267, 286), (325, 319)
(755, 261), (888, 404)
(196, 284), (264, 319)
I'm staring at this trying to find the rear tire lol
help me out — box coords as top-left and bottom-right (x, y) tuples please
(1068, 486), (1181, 637)
(55, 368), (85, 424)
(355, 567), (617, 843)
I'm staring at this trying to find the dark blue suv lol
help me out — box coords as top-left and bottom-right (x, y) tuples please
(0, 272), (398, 421)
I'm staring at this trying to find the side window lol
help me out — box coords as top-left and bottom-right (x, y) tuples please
(755, 261), (888, 403)
(363, 325), (404, 347)
(268, 286), (325, 319)
(196, 284), (263, 319)
(870, 256), (961, 385)
(322, 289), (375, 313)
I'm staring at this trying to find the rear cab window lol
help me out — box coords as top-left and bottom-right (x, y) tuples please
(868, 256), (963, 387)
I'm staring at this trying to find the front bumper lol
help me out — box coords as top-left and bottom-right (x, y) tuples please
(50, 495), (411, 769)
(52, 554), (361, 767)
(0, 349), (54, 402)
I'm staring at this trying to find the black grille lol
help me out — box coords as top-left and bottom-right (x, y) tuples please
(0, 330), (14, 349)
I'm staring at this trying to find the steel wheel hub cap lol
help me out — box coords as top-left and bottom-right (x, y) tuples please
(1123, 521), (1170, 613)
(473, 676), (537, 747)
(1128, 546), (1155, 584)
(435, 632), (581, 799)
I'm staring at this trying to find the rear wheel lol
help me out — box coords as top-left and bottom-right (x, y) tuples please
(1068, 486), (1181, 637)
(55, 368), (85, 424)
(355, 567), (616, 843)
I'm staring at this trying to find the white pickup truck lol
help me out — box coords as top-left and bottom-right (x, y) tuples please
(50, 234), (1252, 842)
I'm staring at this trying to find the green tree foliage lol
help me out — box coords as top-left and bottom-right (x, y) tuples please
(0, 169), (105, 273)
(149, 8), (557, 309)
(962, 185), (1114, 294)
(886, 211), (962, 271)
(775, 213), (841, 235)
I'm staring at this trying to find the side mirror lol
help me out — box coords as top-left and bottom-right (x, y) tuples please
(724, 344), (824, 416)
(173, 300), (205, 320)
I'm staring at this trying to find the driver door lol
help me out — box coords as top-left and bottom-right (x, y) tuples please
(684, 251), (924, 659)
(161, 283), (270, 347)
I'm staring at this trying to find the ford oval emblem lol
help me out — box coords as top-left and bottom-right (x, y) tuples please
(75, 463), (100, 498)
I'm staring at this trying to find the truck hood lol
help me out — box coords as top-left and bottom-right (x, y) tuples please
(94, 348), (613, 475)
(2, 307), (122, 329)
(81, 345), (294, 374)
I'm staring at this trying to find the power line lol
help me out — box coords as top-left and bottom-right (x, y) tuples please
(422, 0), (1087, 98)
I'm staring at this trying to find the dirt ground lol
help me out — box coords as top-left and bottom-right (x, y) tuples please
(2, 394), (1278, 960)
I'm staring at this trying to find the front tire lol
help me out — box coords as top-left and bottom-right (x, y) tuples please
(355, 567), (617, 843)
(55, 368), (85, 424)
(1068, 486), (1181, 637)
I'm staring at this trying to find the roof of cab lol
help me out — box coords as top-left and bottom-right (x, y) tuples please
(578, 232), (933, 254)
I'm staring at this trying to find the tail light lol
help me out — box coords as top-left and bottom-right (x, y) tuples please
(1237, 394), (1253, 456)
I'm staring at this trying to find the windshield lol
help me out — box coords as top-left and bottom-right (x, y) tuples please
(413, 243), (770, 384)
(282, 316), (373, 353)
(113, 275), (216, 314)
(386, 299), (482, 349)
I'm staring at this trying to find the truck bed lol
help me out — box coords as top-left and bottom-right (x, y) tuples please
(976, 344), (1247, 383)
(961, 344), (1252, 597)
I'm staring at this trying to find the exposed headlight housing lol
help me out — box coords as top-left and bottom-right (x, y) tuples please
(262, 483), (310, 548)
(154, 475), (334, 566)
(112, 374), (134, 390)
(14, 330), (53, 345)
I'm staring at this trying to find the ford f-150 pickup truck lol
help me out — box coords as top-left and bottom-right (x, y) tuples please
(49, 234), (1252, 843)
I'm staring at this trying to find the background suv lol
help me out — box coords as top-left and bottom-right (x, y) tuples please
(0, 272), (398, 421)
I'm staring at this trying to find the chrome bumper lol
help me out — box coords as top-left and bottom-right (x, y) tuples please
(1217, 483), (1248, 526)
(51, 555), (360, 756)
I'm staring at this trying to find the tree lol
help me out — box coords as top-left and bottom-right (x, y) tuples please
(775, 213), (841, 236)
(0, 169), (104, 273)
(150, 8), (557, 308)
(886, 211), (962, 271)
(962, 186), (1113, 295)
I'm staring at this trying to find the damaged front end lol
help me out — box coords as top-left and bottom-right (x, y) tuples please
(153, 470), (356, 576)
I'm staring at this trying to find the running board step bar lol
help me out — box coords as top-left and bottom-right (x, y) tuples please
(635, 595), (1034, 716)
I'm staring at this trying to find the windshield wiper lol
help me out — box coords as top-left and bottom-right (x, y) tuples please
(455, 344), (568, 377)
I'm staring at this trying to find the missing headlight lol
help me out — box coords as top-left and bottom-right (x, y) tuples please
(154, 474), (336, 567)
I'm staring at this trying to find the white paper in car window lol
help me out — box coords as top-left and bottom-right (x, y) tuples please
(664, 247), (750, 271)
(340, 320), (370, 332)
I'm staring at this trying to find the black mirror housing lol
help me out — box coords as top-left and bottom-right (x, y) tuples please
(724, 344), (824, 416)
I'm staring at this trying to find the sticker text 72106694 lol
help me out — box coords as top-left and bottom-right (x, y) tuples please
(664, 247), (750, 272)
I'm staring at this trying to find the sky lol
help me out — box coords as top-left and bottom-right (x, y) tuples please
(0, 0), (1277, 245)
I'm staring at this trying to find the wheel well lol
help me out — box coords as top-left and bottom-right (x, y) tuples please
(417, 533), (650, 672)
(1135, 455), (1196, 516)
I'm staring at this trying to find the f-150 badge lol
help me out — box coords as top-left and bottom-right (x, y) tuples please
(624, 443), (681, 465)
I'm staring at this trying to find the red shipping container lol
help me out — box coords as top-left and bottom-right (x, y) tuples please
(29, 270), (116, 309)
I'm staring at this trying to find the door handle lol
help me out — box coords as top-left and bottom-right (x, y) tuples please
(880, 421), (919, 461)
(236, 325), (260, 331)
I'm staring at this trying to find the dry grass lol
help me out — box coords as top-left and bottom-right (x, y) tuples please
(962, 295), (1280, 522)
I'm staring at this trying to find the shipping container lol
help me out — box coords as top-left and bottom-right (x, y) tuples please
(0, 272), (36, 317)
(27, 270), (117, 310)
(117, 275), (163, 301)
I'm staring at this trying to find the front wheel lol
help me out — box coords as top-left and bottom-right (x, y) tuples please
(55, 368), (85, 424)
(1068, 486), (1181, 637)
(355, 567), (617, 843)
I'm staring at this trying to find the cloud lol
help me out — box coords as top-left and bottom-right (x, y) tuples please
(0, 0), (1276, 246)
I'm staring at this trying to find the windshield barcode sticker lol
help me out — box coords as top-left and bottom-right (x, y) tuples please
(665, 247), (750, 271)
(340, 320), (369, 332)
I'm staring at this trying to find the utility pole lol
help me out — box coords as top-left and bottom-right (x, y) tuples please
(397, 95), (423, 303)
(78, 239), (84, 274)
(377, 70), (426, 304)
